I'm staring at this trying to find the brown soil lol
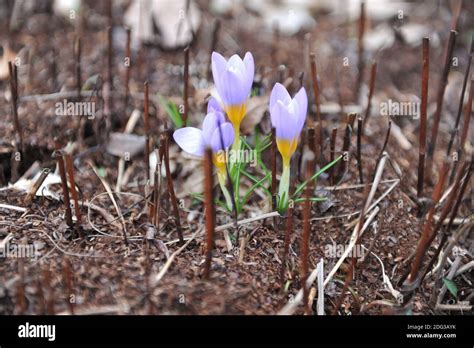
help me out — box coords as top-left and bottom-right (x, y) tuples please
(0, 0), (472, 315)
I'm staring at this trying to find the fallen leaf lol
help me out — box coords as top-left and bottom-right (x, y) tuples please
(364, 24), (395, 52)
(12, 170), (62, 199)
(241, 96), (268, 134)
(264, 6), (316, 36)
(0, 44), (17, 80)
(124, 0), (201, 50)
(106, 132), (146, 158)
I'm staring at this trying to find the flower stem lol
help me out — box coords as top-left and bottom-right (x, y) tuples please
(232, 124), (241, 154)
(218, 171), (233, 211)
(278, 163), (291, 212)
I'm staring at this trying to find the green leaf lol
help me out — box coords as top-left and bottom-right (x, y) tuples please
(96, 167), (107, 178)
(284, 280), (291, 292)
(250, 87), (259, 98)
(293, 155), (343, 198)
(442, 278), (458, 298)
(242, 173), (270, 205)
(215, 200), (229, 210)
(159, 96), (183, 129)
(278, 190), (287, 212)
(293, 197), (328, 203)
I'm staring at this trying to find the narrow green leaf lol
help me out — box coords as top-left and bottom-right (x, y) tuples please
(242, 174), (270, 205)
(293, 155), (343, 197)
(442, 278), (458, 298)
(293, 197), (328, 203)
(159, 96), (183, 129)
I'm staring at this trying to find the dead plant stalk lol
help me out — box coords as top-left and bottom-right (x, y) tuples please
(203, 148), (215, 279)
(417, 37), (429, 197)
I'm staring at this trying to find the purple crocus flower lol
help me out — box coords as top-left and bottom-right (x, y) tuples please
(211, 51), (255, 145)
(173, 101), (235, 209)
(269, 83), (308, 166)
(269, 83), (308, 212)
(173, 111), (234, 158)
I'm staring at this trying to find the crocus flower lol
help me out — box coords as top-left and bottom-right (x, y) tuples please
(173, 104), (235, 209)
(211, 51), (255, 148)
(173, 108), (234, 170)
(269, 83), (308, 211)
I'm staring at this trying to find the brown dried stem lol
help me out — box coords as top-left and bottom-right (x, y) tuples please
(329, 127), (338, 185)
(408, 158), (450, 283)
(450, 0), (463, 31)
(75, 37), (81, 99)
(164, 133), (184, 244)
(450, 78), (473, 183)
(183, 46), (190, 126)
(426, 30), (457, 179)
(309, 52), (324, 163)
(298, 71), (304, 89)
(54, 141), (73, 227)
(208, 19), (220, 79)
(446, 42), (471, 159)
(65, 154), (82, 224)
(420, 161), (470, 284)
(25, 168), (50, 204)
(74, 36), (85, 145)
(107, 26), (113, 91)
(307, 127), (316, 174)
(336, 113), (357, 182)
(428, 162), (472, 299)
(356, 116), (364, 184)
(418, 38), (429, 198)
(301, 154), (314, 315)
(124, 27), (132, 110)
(144, 81), (151, 182)
(362, 61), (377, 133)
(376, 120), (391, 163)
(152, 149), (162, 227)
(8, 62), (23, 149)
(203, 148), (215, 279)
(355, 1), (366, 103)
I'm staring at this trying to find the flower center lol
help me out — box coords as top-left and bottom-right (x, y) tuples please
(212, 151), (227, 174)
(276, 138), (298, 166)
(225, 104), (246, 127)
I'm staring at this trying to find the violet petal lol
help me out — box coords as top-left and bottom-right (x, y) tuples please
(173, 127), (205, 157)
(210, 122), (234, 153)
(202, 111), (226, 147)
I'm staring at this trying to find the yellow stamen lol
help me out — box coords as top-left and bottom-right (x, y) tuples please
(225, 104), (246, 149)
(212, 151), (227, 175)
(276, 138), (298, 166)
(225, 104), (246, 128)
